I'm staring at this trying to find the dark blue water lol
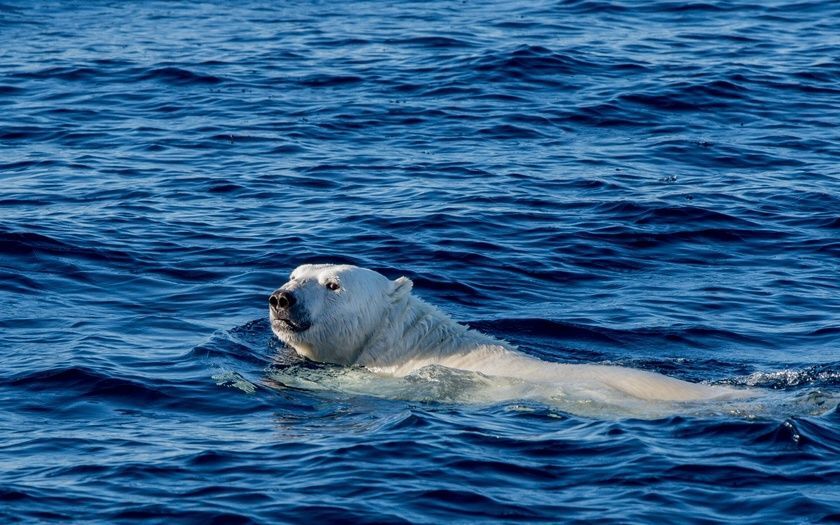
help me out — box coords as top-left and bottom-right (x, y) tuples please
(2, 0), (839, 522)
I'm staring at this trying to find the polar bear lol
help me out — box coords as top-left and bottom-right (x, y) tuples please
(269, 264), (746, 402)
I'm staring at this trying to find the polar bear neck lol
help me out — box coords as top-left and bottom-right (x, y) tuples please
(353, 293), (510, 371)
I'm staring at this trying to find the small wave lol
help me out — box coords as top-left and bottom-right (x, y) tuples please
(594, 201), (759, 229)
(581, 224), (789, 249)
(0, 126), (54, 141)
(471, 318), (624, 346)
(138, 66), (223, 85)
(618, 79), (750, 111)
(472, 318), (765, 353)
(212, 371), (258, 394)
(298, 74), (364, 88)
(1, 363), (275, 416)
(725, 364), (840, 389)
(383, 36), (475, 48)
(0, 228), (136, 264)
(469, 44), (598, 84)
(478, 124), (545, 139)
(2, 366), (174, 404)
(12, 66), (101, 81)
(192, 319), (276, 366)
(555, 0), (630, 13)
(752, 418), (840, 452)
(0, 84), (23, 94)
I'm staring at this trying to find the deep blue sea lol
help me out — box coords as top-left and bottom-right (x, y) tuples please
(2, 0), (839, 522)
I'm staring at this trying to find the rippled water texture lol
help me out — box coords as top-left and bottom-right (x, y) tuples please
(2, 0), (839, 522)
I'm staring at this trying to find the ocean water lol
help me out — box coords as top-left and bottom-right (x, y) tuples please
(1, 0), (839, 522)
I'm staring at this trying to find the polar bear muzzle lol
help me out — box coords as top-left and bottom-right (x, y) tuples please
(269, 290), (311, 332)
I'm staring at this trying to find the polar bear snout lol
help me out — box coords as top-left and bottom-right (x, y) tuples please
(269, 289), (311, 333)
(269, 290), (296, 311)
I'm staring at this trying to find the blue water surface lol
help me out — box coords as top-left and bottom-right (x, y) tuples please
(1, 0), (839, 522)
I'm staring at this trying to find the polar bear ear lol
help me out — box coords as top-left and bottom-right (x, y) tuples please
(391, 276), (413, 298)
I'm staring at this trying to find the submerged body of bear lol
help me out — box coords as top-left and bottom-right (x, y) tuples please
(269, 264), (746, 402)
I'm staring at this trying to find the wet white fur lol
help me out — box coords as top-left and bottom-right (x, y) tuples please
(271, 264), (746, 402)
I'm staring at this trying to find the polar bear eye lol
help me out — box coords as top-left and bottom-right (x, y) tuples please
(326, 281), (340, 291)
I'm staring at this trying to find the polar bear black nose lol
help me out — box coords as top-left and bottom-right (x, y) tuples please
(269, 291), (295, 310)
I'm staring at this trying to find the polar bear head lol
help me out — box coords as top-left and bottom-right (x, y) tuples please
(269, 264), (413, 365)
